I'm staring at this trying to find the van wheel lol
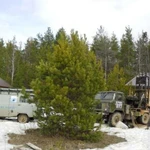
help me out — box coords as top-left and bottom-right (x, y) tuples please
(109, 112), (123, 127)
(139, 113), (149, 125)
(17, 114), (29, 123)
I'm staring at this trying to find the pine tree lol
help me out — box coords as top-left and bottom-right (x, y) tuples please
(37, 27), (54, 60)
(107, 64), (129, 95)
(135, 31), (149, 74)
(31, 29), (105, 141)
(22, 38), (40, 88)
(110, 33), (119, 64)
(111, 33), (119, 52)
(13, 46), (26, 88)
(119, 26), (135, 79)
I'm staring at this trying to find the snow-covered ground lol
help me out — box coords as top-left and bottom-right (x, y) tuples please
(96, 124), (150, 150)
(0, 118), (38, 150)
(0, 119), (150, 150)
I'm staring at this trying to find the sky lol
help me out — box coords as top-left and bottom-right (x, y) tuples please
(1, 119), (150, 150)
(1, 0), (150, 46)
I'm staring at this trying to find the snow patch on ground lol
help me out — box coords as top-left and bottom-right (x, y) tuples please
(97, 124), (150, 150)
(0, 119), (38, 150)
(0, 119), (150, 150)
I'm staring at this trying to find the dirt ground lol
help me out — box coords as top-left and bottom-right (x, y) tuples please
(8, 129), (126, 150)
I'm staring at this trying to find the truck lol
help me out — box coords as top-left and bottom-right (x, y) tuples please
(95, 75), (150, 127)
(0, 88), (37, 123)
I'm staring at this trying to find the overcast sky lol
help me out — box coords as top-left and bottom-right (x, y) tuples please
(1, 0), (150, 45)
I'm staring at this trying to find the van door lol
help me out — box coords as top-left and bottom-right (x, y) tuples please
(0, 95), (10, 117)
(17, 96), (36, 118)
(8, 95), (18, 117)
(115, 93), (124, 111)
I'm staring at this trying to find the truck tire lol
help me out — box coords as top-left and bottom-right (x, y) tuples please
(139, 113), (149, 125)
(17, 114), (29, 123)
(109, 112), (123, 127)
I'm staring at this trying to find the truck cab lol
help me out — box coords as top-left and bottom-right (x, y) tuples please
(95, 91), (126, 126)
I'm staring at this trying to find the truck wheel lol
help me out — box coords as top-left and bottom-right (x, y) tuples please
(139, 113), (149, 125)
(17, 114), (29, 123)
(109, 112), (123, 127)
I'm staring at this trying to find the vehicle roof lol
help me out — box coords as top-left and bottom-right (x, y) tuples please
(97, 91), (124, 94)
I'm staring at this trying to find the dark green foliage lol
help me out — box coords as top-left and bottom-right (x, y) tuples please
(92, 26), (118, 80)
(31, 29), (105, 141)
(135, 31), (150, 74)
(22, 38), (40, 88)
(110, 33), (120, 64)
(0, 26), (149, 90)
(1, 26), (150, 141)
(37, 27), (55, 60)
(0, 27), (55, 88)
(110, 33), (119, 53)
(107, 64), (129, 95)
(13, 50), (25, 88)
(119, 26), (136, 80)
(0, 39), (7, 80)
(0, 37), (18, 86)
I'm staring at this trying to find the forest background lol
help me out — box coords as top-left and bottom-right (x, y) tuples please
(0, 26), (149, 93)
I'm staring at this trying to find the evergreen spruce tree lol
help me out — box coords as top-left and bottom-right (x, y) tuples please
(31, 29), (105, 141)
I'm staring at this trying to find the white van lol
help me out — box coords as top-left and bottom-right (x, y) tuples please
(0, 88), (37, 123)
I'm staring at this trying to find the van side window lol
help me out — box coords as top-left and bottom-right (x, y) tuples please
(20, 96), (28, 103)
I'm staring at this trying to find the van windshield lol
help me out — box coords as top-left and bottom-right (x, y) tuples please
(20, 95), (34, 103)
(95, 92), (115, 100)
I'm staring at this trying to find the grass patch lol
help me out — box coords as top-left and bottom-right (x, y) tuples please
(8, 129), (126, 150)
